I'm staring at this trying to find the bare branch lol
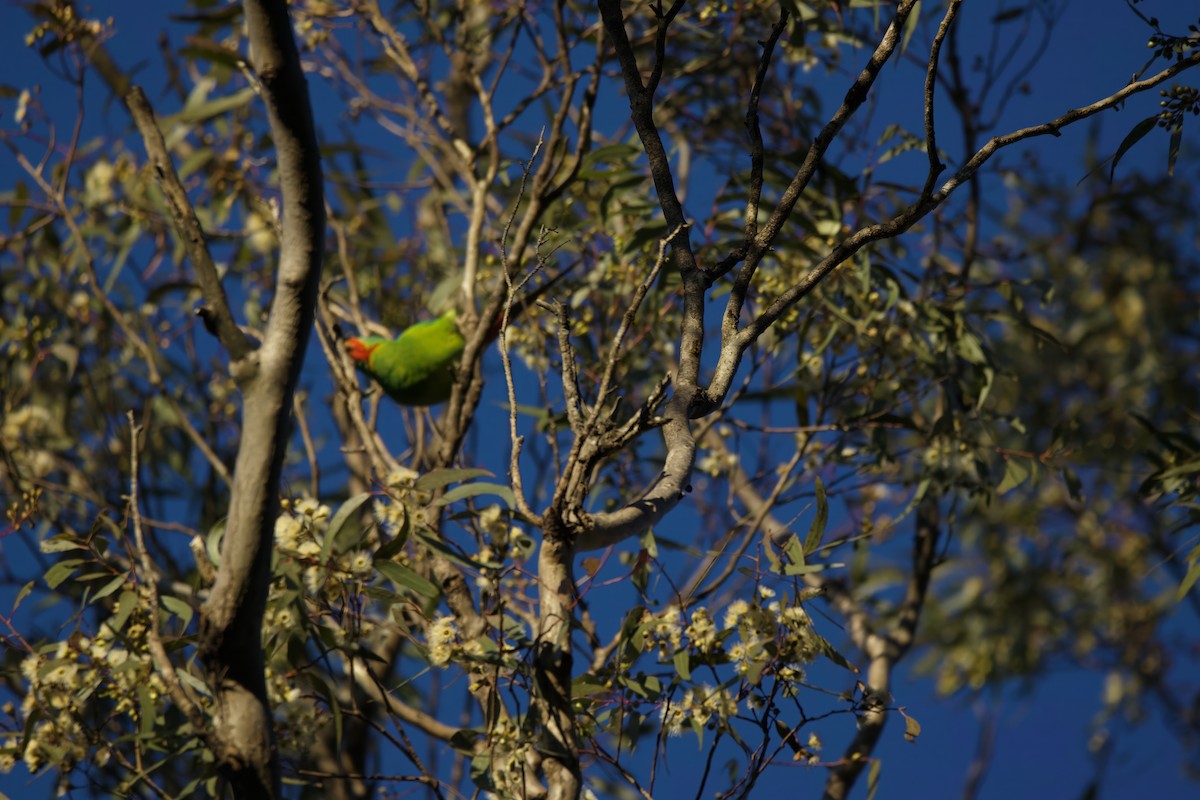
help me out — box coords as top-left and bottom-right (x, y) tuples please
(500, 138), (549, 525)
(552, 300), (586, 440)
(198, 0), (325, 795)
(680, 434), (802, 603)
(126, 411), (205, 730)
(363, 0), (470, 160)
(741, 11), (789, 242)
(704, 46), (1200, 410)
(569, 225), (688, 552)
(589, 224), (683, 429)
(708, 0), (922, 413)
(823, 496), (940, 800)
(597, 0), (705, 393)
(920, 1), (962, 199)
(125, 87), (252, 361)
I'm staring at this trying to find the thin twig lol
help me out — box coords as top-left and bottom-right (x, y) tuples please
(126, 410), (204, 726)
(920, 1), (962, 199)
(294, 391), (320, 498)
(702, 45), (1200, 414)
(126, 86), (251, 360)
(499, 133), (548, 525)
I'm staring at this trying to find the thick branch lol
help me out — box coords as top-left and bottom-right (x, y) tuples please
(596, 0), (705, 392)
(536, 509), (582, 800)
(573, 2), (713, 552)
(823, 495), (940, 800)
(580, 0), (921, 549)
(198, 0), (324, 796)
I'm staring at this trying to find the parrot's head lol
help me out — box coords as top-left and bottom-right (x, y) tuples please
(345, 337), (379, 366)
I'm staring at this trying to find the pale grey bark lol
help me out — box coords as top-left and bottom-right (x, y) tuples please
(197, 1), (325, 797)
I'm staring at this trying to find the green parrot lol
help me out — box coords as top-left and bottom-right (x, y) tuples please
(345, 268), (573, 406)
(345, 311), (467, 406)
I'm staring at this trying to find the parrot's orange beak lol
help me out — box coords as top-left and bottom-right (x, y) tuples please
(345, 338), (372, 363)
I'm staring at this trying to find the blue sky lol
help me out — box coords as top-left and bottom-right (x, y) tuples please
(1, 1), (1198, 798)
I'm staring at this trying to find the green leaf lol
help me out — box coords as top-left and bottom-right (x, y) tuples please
(172, 86), (256, 124)
(621, 225), (670, 258)
(900, 0), (921, 54)
(619, 607), (647, 657)
(415, 468), (493, 492)
(867, 757), (882, 800)
(784, 562), (842, 576)
(323, 492), (372, 559)
(437, 482), (515, 507)
(374, 509), (410, 561)
(1061, 467), (1084, 503)
(138, 682), (156, 737)
(413, 528), (498, 571)
(19, 704), (42, 753)
(975, 366), (995, 410)
(111, 590), (138, 633)
(580, 141), (644, 172)
(689, 714), (706, 747)
(1177, 546), (1200, 602)
(327, 492), (373, 540)
(773, 533), (806, 575)
(993, 7), (1027, 23)
(955, 330), (988, 365)
(469, 752), (499, 793)
(44, 559), (83, 590)
(572, 676), (608, 698)
(745, 657), (766, 686)
(177, 669), (209, 698)
(176, 778), (205, 798)
(39, 536), (85, 553)
(673, 650), (691, 682)
(1167, 121), (1183, 177)
(804, 478), (828, 555)
(161, 595), (194, 628)
(375, 560), (440, 599)
(813, 218), (842, 238)
(640, 528), (658, 559)
(450, 728), (484, 753)
(816, 632), (859, 673)
(91, 574), (127, 603)
(178, 146), (215, 180)
(996, 458), (1031, 495)
(764, 539), (784, 573)
(1109, 116), (1157, 180)
(9, 180), (28, 229)
(898, 706), (922, 742)
(49, 343), (79, 378)
(12, 580), (33, 613)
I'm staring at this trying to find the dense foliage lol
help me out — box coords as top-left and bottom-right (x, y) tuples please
(1, 1), (1198, 798)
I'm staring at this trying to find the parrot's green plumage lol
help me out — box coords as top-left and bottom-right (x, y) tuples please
(347, 268), (571, 407)
(346, 311), (466, 406)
